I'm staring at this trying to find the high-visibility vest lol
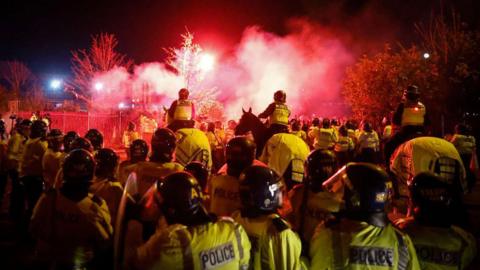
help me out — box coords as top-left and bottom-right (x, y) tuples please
(173, 99), (193, 121)
(270, 103), (290, 125)
(310, 219), (421, 270)
(314, 128), (337, 150)
(232, 211), (302, 270)
(401, 222), (476, 270)
(402, 102), (426, 126)
(132, 217), (251, 270)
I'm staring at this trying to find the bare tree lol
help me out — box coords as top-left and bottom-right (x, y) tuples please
(71, 33), (133, 97)
(0, 60), (34, 98)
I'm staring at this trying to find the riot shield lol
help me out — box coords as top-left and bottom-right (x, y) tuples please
(114, 172), (138, 270)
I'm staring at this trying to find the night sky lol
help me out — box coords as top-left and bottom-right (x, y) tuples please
(1, 0), (479, 79)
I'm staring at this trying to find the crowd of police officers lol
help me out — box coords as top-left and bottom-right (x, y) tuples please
(0, 85), (477, 270)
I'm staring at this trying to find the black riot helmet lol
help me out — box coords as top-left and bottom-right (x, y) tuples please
(85, 129), (104, 151)
(274, 90), (286, 103)
(343, 163), (389, 213)
(150, 128), (176, 163)
(63, 149), (96, 186)
(62, 149), (96, 201)
(129, 139), (149, 163)
(70, 137), (94, 153)
(185, 161), (209, 192)
(94, 148), (119, 179)
(14, 119), (30, 137)
(225, 136), (256, 177)
(157, 172), (208, 225)
(47, 129), (64, 151)
(30, 120), (47, 139)
(410, 172), (457, 227)
(63, 131), (79, 152)
(305, 149), (338, 192)
(239, 166), (282, 217)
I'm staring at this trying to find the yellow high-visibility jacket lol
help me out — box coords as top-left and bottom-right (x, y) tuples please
(400, 221), (476, 270)
(310, 219), (421, 270)
(232, 211), (302, 270)
(132, 216), (251, 270)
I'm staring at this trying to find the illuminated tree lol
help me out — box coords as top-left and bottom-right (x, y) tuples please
(342, 45), (438, 124)
(71, 33), (133, 97)
(165, 31), (223, 121)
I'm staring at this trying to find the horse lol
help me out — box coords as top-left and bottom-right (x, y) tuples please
(235, 108), (268, 158)
(235, 108), (310, 190)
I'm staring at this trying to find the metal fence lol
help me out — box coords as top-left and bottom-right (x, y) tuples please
(16, 111), (128, 147)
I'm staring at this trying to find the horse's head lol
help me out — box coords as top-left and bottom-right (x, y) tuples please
(235, 107), (261, 135)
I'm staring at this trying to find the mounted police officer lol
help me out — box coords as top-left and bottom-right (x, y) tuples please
(167, 88), (196, 132)
(258, 90), (291, 140)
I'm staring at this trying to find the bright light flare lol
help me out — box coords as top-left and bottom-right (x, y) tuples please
(198, 53), (215, 72)
(94, 82), (104, 91)
(118, 102), (125, 109)
(50, 79), (62, 90)
(423, 53), (430, 59)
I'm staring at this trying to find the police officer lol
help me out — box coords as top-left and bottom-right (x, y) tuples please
(309, 118), (338, 150)
(42, 129), (63, 189)
(167, 88), (196, 132)
(310, 163), (421, 270)
(185, 161), (209, 193)
(122, 121), (140, 149)
(20, 120), (48, 218)
(393, 85), (428, 131)
(90, 148), (123, 225)
(396, 172), (476, 269)
(30, 149), (112, 268)
(6, 119), (31, 218)
(356, 121), (380, 163)
(288, 149), (341, 248)
(386, 85), (429, 167)
(118, 139), (149, 185)
(63, 131), (79, 154)
(129, 172), (251, 269)
(53, 137), (94, 189)
(334, 125), (355, 166)
(124, 128), (183, 196)
(85, 128), (104, 152)
(232, 165), (302, 269)
(258, 90), (291, 140)
(208, 136), (256, 216)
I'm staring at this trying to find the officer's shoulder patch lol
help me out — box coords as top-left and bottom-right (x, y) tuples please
(91, 194), (103, 205)
(271, 216), (290, 233)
